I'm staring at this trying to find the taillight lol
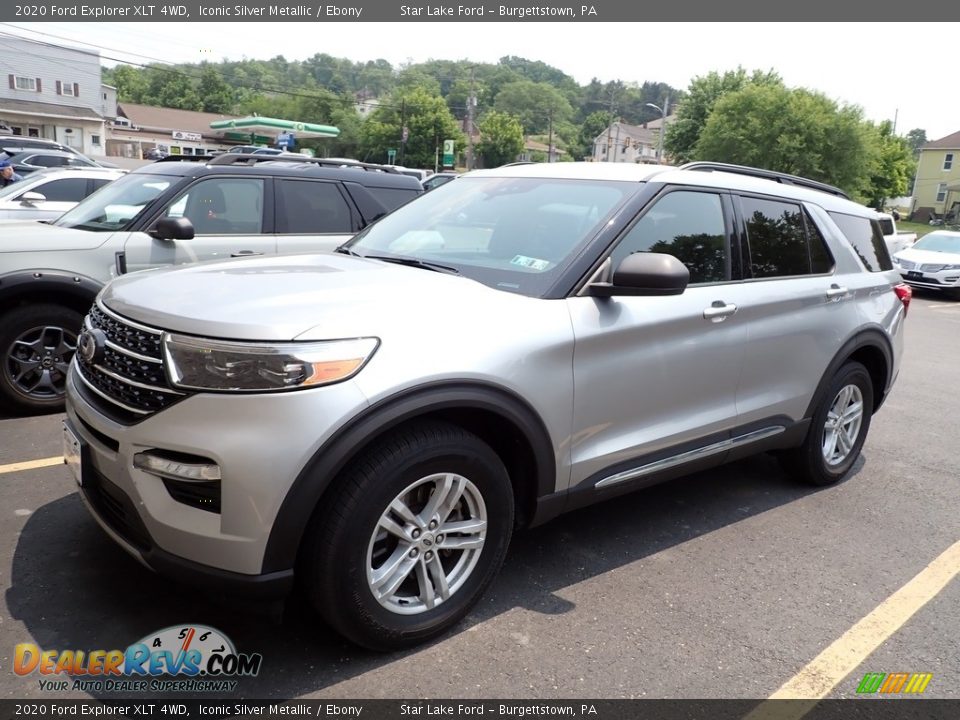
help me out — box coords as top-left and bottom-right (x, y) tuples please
(894, 283), (912, 315)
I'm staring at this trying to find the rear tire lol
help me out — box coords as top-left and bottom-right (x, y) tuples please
(780, 361), (873, 487)
(0, 304), (83, 414)
(301, 421), (514, 651)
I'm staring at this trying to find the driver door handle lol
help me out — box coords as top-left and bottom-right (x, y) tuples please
(703, 301), (738, 322)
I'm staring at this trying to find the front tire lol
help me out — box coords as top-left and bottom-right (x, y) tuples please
(0, 304), (83, 414)
(781, 361), (873, 487)
(301, 421), (514, 651)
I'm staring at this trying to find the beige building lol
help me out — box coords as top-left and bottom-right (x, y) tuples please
(912, 131), (960, 222)
(592, 115), (675, 164)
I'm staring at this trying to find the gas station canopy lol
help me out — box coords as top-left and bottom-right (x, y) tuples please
(209, 116), (340, 139)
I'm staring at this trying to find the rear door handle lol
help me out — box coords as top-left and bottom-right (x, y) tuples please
(703, 301), (738, 322)
(826, 284), (849, 300)
(231, 250), (263, 257)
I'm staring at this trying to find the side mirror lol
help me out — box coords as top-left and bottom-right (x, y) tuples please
(152, 216), (195, 240)
(587, 252), (689, 297)
(19, 191), (46, 205)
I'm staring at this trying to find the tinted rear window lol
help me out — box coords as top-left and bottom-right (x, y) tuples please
(369, 187), (421, 211)
(828, 212), (892, 272)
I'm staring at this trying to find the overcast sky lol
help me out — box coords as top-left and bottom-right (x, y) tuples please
(4, 22), (957, 141)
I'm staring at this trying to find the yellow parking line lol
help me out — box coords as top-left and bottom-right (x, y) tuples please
(0, 456), (64, 474)
(745, 538), (960, 720)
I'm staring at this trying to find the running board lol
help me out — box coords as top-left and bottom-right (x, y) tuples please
(594, 426), (786, 489)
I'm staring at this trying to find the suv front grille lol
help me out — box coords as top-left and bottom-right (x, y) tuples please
(75, 302), (187, 422)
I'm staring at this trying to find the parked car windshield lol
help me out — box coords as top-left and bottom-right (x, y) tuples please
(911, 232), (960, 254)
(54, 173), (179, 231)
(345, 176), (635, 297)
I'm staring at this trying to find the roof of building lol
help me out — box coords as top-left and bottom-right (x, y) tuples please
(1, 98), (102, 121)
(923, 130), (960, 150)
(117, 103), (243, 137)
(593, 121), (659, 147)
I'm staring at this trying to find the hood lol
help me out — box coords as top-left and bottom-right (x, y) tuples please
(101, 252), (528, 341)
(0, 220), (111, 252)
(896, 247), (960, 265)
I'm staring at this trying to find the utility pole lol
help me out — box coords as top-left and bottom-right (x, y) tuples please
(604, 86), (617, 162)
(547, 109), (554, 163)
(398, 99), (406, 165)
(466, 66), (476, 170)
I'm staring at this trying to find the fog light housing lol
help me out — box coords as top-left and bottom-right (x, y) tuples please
(133, 451), (221, 482)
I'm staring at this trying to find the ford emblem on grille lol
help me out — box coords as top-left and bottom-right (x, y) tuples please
(78, 328), (107, 365)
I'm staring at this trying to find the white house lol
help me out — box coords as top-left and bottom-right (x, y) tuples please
(0, 35), (108, 158)
(592, 115), (675, 164)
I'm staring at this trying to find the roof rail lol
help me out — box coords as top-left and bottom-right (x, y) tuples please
(679, 161), (850, 199)
(152, 154), (215, 163)
(206, 153), (402, 173)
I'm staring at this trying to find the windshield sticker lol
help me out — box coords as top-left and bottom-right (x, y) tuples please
(510, 255), (550, 271)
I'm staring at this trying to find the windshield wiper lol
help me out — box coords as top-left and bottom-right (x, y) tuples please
(362, 254), (460, 275)
(334, 245), (360, 256)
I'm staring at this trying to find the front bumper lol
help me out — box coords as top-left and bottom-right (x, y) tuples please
(897, 269), (960, 291)
(65, 363), (369, 588)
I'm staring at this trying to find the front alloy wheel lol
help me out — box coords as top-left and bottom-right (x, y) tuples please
(302, 421), (514, 651)
(0, 305), (83, 414)
(367, 472), (488, 615)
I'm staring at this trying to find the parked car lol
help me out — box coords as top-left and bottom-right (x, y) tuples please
(0, 167), (125, 221)
(0, 153), (422, 413)
(421, 171), (459, 192)
(892, 230), (960, 297)
(0, 136), (116, 169)
(876, 212), (917, 255)
(64, 161), (909, 651)
(2, 149), (102, 175)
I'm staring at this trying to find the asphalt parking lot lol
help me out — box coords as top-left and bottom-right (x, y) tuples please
(1, 295), (958, 702)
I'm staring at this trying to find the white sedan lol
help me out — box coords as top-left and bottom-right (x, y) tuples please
(0, 167), (125, 221)
(892, 230), (960, 296)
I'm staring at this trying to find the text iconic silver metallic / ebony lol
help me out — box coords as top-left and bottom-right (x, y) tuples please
(65, 161), (910, 650)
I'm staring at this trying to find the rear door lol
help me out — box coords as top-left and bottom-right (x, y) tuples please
(274, 179), (358, 254)
(732, 194), (861, 425)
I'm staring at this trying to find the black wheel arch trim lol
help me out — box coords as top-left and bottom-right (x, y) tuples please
(0, 269), (102, 310)
(261, 380), (557, 574)
(804, 326), (894, 419)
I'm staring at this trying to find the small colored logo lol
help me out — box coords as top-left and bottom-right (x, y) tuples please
(15, 625), (261, 693)
(856, 672), (932, 694)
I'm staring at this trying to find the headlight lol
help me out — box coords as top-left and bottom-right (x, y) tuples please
(163, 335), (379, 392)
(891, 257), (901, 265)
(942, 264), (960, 271)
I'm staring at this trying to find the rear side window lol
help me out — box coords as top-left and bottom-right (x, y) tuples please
(275, 180), (353, 234)
(740, 196), (833, 278)
(828, 211), (893, 272)
(369, 187), (421, 211)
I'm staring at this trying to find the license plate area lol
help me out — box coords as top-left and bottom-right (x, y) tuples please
(62, 422), (83, 487)
(906, 271), (924, 280)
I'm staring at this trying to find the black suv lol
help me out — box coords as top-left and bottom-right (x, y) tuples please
(0, 154), (423, 413)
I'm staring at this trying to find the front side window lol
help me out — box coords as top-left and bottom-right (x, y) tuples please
(741, 196), (829, 278)
(162, 178), (264, 234)
(611, 190), (729, 284)
(944, 153), (954, 171)
(29, 177), (89, 203)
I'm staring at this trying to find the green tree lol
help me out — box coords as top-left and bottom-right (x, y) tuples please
(476, 111), (525, 167)
(863, 121), (915, 209)
(493, 80), (573, 134)
(197, 67), (235, 114)
(360, 87), (463, 168)
(695, 84), (873, 196)
(141, 66), (202, 111)
(575, 110), (613, 160)
(665, 68), (783, 164)
(106, 64), (147, 103)
(905, 128), (927, 158)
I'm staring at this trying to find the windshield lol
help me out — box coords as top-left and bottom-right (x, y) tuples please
(345, 176), (634, 297)
(912, 232), (960, 254)
(54, 172), (179, 231)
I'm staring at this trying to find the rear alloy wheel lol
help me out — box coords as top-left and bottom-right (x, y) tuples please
(0, 305), (83, 414)
(302, 421), (514, 651)
(781, 361), (873, 487)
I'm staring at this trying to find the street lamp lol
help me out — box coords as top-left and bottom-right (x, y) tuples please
(645, 97), (669, 164)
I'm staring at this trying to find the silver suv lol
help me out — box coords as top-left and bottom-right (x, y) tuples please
(64, 161), (910, 650)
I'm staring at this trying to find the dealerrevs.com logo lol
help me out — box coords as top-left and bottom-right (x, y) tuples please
(14, 625), (262, 693)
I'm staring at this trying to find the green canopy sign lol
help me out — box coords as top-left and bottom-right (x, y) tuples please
(210, 116), (340, 139)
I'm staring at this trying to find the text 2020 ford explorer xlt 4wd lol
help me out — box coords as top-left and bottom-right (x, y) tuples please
(64, 161), (909, 650)
(0, 154), (422, 413)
